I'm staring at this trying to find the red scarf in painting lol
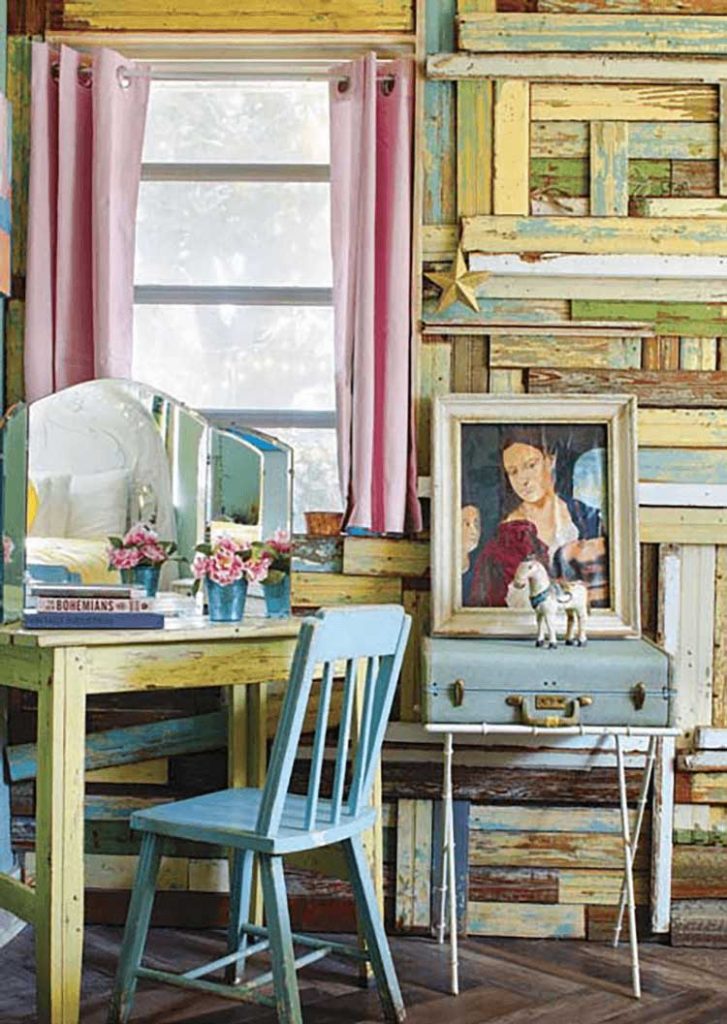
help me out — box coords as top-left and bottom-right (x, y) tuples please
(467, 520), (550, 607)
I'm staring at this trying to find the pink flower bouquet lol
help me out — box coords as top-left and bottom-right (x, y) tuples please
(253, 529), (292, 586)
(191, 534), (271, 593)
(107, 523), (177, 571)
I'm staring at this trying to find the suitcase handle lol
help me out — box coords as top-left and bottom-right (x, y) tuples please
(506, 694), (593, 727)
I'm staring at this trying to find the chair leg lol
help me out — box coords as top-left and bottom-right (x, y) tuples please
(259, 855), (303, 1024)
(344, 835), (405, 1023)
(107, 832), (162, 1024)
(226, 848), (255, 984)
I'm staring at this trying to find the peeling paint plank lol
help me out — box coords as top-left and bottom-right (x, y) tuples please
(459, 13), (727, 54)
(492, 336), (640, 369)
(395, 799), (432, 931)
(529, 368), (727, 404)
(532, 83), (715, 122)
(467, 901), (585, 938)
(590, 122), (629, 216)
(573, 300), (727, 338)
(463, 216), (727, 257)
(457, 80), (492, 217)
(532, 121), (716, 160)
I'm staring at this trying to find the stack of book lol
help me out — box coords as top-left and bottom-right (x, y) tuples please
(23, 584), (165, 630)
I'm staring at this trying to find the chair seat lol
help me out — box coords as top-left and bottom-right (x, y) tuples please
(130, 788), (377, 854)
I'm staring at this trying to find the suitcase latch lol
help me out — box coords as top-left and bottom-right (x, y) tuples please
(452, 678), (465, 707)
(535, 695), (568, 711)
(631, 682), (646, 711)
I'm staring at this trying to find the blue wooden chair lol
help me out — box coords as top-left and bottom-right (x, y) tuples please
(108, 604), (411, 1024)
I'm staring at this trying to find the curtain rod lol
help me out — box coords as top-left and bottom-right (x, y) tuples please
(116, 62), (397, 89)
(51, 59), (399, 91)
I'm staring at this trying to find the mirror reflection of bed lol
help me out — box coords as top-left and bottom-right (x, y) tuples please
(25, 379), (292, 598)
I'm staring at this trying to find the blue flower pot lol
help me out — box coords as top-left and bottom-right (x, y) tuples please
(263, 575), (291, 619)
(121, 565), (161, 597)
(207, 579), (248, 622)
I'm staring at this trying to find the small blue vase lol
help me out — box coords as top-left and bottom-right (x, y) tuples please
(207, 579), (248, 622)
(263, 575), (291, 619)
(121, 565), (161, 597)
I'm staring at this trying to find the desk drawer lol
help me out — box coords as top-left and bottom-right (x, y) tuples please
(422, 637), (671, 727)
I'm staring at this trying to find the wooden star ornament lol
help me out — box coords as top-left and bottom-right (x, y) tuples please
(425, 247), (491, 314)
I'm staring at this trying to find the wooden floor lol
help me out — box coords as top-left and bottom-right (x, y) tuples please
(2, 926), (727, 1022)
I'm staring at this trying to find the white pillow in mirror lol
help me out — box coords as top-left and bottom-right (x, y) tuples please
(66, 469), (130, 539)
(28, 472), (71, 537)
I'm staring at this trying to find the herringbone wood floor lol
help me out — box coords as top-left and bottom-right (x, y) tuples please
(3, 926), (727, 1022)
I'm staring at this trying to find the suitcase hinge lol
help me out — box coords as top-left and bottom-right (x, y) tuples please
(631, 682), (646, 711)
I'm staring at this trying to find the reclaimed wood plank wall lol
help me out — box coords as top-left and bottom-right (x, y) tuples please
(417, 0), (727, 943)
(9, 0), (727, 944)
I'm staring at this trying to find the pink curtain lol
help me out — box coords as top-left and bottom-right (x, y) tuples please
(330, 54), (421, 534)
(24, 44), (149, 403)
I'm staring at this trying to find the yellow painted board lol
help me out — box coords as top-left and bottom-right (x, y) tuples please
(721, 83), (727, 196)
(493, 80), (530, 215)
(490, 335), (640, 369)
(416, 340), (452, 476)
(343, 537), (430, 577)
(640, 507), (727, 544)
(638, 198), (727, 216)
(0, 873), (35, 925)
(188, 858), (230, 893)
(291, 572), (402, 607)
(468, 901), (585, 938)
(422, 224), (458, 261)
(638, 409), (727, 447)
(462, 215), (727, 256)
(457, 79), (492, 218)
(488, 369), (525, 394)
(25, 852), (188, 891)
(531, 83), (716, 123)
(469, 830), (648, 870)
(679, 338), (717, 371)
(78, 638), (297, 694)
(558, 870), (649, 906)
(85, 758), (168, 784)
(60, 0), (414, 32)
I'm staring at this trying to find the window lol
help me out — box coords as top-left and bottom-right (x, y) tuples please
(132, 75), (342, 530)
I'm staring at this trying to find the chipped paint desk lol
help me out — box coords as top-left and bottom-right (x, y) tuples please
(0, 615), (303, 1024)
(425, 723), (680, 1001)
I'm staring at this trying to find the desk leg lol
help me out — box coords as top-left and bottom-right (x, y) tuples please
(35, 650), (86, 1024)
(443, 733), (459, 996)
(615, 735), (641, 1000)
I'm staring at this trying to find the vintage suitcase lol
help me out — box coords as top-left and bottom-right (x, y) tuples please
(422, 638), (672, 727)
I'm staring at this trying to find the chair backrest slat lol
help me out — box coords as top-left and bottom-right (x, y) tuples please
(304, 660), (334, 830)
(255, 606), (411, 838)
(330, 658), (357, 826)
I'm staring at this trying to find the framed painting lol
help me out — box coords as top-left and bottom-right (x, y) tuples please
(432, 394), (640, 638)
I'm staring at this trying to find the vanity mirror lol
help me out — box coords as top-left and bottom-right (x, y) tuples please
(1, 378), (292, 619)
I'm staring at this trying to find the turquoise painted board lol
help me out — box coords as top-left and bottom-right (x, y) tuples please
(639, 448), (727, 485)
(431, 800), (469, 936)
(424, 0), (455, 226)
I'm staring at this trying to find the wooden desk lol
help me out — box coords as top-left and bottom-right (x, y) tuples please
(0, 615), (301, 1024)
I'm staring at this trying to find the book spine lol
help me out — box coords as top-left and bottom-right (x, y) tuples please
(35, 596), (151, 613)
(23, 612), (165, 630)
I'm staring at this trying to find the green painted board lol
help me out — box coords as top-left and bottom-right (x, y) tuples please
(531, 158), (670, 198)
(572, 300), (727, 337)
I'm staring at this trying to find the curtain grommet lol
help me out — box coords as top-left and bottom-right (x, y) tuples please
(337, 77), (350, 94)
(381, 78), (395, 96)
(117, 66), (132, 90)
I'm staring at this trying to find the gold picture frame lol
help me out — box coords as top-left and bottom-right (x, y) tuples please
(432, 393), (640, 638)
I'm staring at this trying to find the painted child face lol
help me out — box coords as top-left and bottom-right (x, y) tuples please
(461, 504), (481, 554)
(503, 442), (554, 504)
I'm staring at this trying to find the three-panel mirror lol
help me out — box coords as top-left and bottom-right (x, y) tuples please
(0, 379), (292, 620)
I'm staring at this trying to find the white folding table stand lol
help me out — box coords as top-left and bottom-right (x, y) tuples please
(424, 723), (680, 999)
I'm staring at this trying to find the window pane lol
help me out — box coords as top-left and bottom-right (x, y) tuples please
(136, 182), (332, 287)
(133, 305), (335, 410)
(143, 80), (330, 164)
(271, 428), (342, 532)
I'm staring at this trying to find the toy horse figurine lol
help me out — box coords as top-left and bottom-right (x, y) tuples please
(512, 556), (589, 648)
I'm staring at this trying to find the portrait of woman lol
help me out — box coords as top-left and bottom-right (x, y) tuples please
(462, 423), (609, 609)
